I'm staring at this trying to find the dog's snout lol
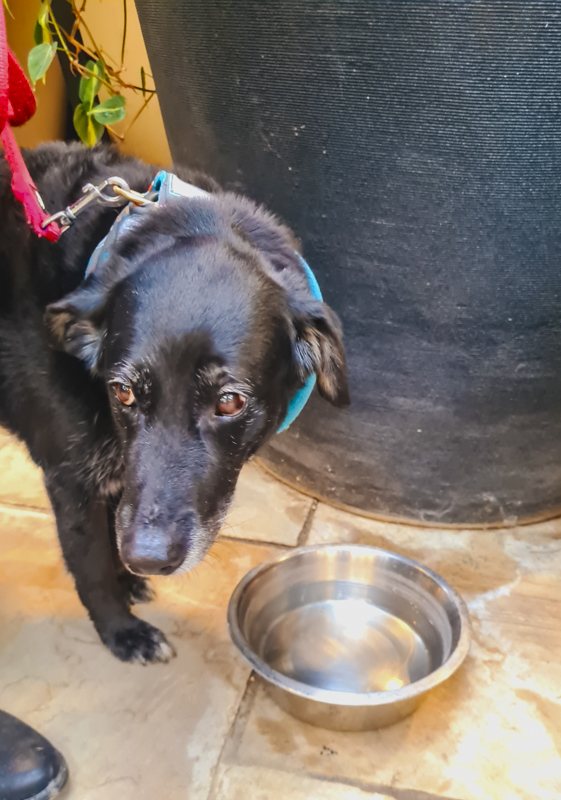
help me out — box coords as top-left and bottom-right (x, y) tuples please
(124, 526), (186, 576)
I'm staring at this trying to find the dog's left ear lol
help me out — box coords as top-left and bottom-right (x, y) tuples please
(291, 300), (350, 407)
(226, 195), (349, 406)
(45, 284), (106, 372)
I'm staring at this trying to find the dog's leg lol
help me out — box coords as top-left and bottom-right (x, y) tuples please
(45, 476), (174, 664)
(117, 569), (156, 606)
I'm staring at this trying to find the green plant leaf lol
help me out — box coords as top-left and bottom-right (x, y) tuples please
(79, 59), (105, 109)
(27, 42), (57, 84)
(140, 66), (146, 97)
(73, 103), (104, 147)
(37, 1), (50, 31)
(89, 95), (127, 125)
(34, 3), (51, 46)
(33, 21), (43, 47)
(91, 95), (126, 112)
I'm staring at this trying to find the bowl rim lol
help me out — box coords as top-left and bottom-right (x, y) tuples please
(227, 543), (471, 707)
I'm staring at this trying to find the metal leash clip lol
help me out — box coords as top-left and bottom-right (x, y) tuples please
(40, 176), (153, 234)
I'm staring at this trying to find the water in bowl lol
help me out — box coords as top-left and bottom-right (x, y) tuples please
(260, 597), (432, 693)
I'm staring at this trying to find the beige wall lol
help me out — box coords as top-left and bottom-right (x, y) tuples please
(7, 0), (171, 167)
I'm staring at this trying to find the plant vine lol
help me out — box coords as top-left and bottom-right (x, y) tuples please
(28, 0), (156, 146)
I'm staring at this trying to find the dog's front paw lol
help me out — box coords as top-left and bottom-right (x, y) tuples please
(102, 617), (176, 664)
(118, 572), (156, 605)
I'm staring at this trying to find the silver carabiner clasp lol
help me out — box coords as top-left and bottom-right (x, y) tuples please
(40, 176), (144, 233)
(83, 177), (132, 208)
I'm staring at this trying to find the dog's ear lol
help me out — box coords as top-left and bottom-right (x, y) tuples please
(291, 300), (350, 407)
(45, 283), (106, 371)
(224, 194), (349, 405)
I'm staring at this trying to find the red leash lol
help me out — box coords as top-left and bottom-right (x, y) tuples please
(0, 3), (60, 241)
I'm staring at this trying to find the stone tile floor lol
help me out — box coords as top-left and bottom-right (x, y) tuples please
(0, 427), (560, 799)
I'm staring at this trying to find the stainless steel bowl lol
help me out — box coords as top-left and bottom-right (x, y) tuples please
(227, 544), (471, 731)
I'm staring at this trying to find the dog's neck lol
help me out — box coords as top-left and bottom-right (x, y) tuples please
(85, 172), (211, 279)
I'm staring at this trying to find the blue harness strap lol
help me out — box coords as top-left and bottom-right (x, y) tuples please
(86, 171), (322, 434)
(276, 255), (323, 433)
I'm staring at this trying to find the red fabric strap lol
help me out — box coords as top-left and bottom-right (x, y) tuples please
(0, 3), (60, 241)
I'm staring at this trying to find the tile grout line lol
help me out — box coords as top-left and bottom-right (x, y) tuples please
(300, 772), (465, 800)
(0, 501), (53, 518)
(296, 499), (318, 547)
(205, 673), (260, 800)
(217, 533), (287, 550)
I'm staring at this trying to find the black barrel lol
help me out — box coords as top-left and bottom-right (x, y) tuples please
(135, 1), (561, 526)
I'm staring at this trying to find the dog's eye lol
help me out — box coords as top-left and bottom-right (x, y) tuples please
(114, 383), (135, 406)
(215, 392), (246, 417)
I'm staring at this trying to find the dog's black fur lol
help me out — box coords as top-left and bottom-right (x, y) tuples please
(0, 142), (349, 663)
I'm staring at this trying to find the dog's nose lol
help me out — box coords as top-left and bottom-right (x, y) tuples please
(124, 527), (186, 576)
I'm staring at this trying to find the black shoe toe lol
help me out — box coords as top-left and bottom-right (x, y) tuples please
(0, 711), (68, 800)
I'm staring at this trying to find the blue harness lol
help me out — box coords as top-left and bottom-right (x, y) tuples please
(86, 171), (322, 433)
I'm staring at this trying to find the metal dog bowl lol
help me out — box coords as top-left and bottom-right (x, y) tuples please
(228, 544), (470, 731)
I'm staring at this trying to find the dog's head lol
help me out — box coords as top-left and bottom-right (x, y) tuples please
(46, 193), (349, 575)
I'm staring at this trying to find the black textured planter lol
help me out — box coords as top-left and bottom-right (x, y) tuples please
(135, 0), (561, 526)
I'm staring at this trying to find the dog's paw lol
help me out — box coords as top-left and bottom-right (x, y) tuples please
(103, 617), (176, 664)
(119, 572), (155, 605)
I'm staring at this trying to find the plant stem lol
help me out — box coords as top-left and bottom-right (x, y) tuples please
(48, 8), (72, 60)
(71, 60), (115, 95)
(105, 125), (125, 142)
(123, 91), (155, 135)
(70, 0), (103, 61)
(57, 20), (157, 95)
(60, 28), (98, 63)
(121, 0), (128, 67)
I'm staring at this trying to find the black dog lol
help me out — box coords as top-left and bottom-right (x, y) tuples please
(0, 142), (349, 663)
